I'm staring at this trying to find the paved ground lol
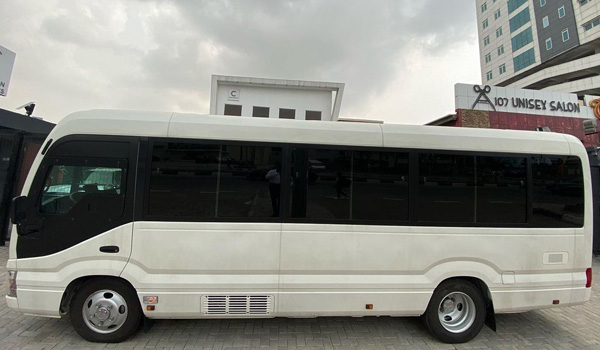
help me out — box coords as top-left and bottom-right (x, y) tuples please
(1, 246), (599, 350)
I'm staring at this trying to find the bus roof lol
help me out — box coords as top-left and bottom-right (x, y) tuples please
(49, 109), (584, 156)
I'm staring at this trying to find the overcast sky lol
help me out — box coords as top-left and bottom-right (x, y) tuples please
(0, 0), (481, 125)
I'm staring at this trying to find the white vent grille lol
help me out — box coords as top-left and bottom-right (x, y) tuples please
(202, 295), (273, 315)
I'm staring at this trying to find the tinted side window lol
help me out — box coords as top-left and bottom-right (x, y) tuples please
(290, 148), (352, 220)
(148, 142), (282, 219)
(532, 156), (584, 227)
(149, 142), (219, 217)
(352, 151), (409, 221)
(417, 154), (475, 223)
(290, 148), (409, 222)
(476, 156), (527, 223)
(218, 145), (282, 218)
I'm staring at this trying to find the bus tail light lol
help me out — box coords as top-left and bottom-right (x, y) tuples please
(7, 271), (17, 297)
(586, 268), (592, 288)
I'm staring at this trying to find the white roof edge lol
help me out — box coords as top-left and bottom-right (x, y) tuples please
(48, 110), (578, 155)
(212, 74), (345, 90)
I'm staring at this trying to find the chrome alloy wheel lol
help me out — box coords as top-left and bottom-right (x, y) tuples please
(437, 291), (476, 334)
(82, 289), (129, 334)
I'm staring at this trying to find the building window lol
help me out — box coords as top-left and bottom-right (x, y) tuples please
(499, 64), (506, 74)
(484, 36), (490, 46)
(223, 104), (242, 116)
(542, 16), (549, 28)
(485, 53), (492, 63)
(511, 26), (533, 51)
(508, 0), (527, 13)
(498, 45), (505, 55)
(279, 108), (295, 119)
(252, 106), (269, 118)
(483, 19), (489, 29)
(540, 0), (546, 6)
(481, 2), (487, 12)
(546, 38), (553, 50)
(513, 47), (536, 71)
(486, 71), (493, 81)
(580, 0), (590, 5)
(583, 16), (600, 31)
(509, 7), (531, 33)
(496, 27), (503, 37)
(305, 111), (322, 121)
(562, 28), (570, 41)
(494, 9), (501, 20)
(558, 6), (565, 18)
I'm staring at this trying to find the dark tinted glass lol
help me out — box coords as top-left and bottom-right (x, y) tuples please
(417, 153), (475, 223)
(305, 111), (322, 121)
(217, 145), (282, 218)
(352, 151), (409, 221)
(476, 156), (527, 223)
(224, 104), (242, 116)
(290, 148), (351, 220)
(279, 108), (295, 119)
(149, 142), (219, 217)
(149, 142), (282, 219)
(532, 156), (584, 227)
(253, 106), (269, 118)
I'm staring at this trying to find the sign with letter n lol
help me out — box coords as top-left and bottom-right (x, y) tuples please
(0, 45), (16, 97)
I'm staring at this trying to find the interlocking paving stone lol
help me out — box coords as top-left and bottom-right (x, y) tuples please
(1, 246), (600, 349)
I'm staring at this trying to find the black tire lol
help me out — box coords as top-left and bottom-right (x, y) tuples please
(423, 280), (486, 343)
(70, 278), (141, 342)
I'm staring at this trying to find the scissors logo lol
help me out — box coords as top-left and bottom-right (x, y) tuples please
(471, 85), (496, 111)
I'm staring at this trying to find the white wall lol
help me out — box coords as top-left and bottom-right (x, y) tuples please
(572, 0), (600, 45)
(215, 84), (333, 121)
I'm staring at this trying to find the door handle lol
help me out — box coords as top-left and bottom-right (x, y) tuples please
(99, 245), (120, 253)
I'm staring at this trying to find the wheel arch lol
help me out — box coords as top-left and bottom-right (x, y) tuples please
(59, 275), (138, 315)
(433, 276), (496, 332)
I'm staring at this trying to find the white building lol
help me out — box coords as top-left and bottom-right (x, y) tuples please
(209, 75), (345, 121)
(475, 0), (600, 97)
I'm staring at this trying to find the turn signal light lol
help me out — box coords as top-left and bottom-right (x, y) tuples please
(143, 296), (158, 304)
(146, 305), (155, 311)
(586, 268), (592, 288)
(366, 304), (373, 310)
(552, 300), (560, 305)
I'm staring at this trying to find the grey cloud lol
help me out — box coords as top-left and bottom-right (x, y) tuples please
(136, 0), (476, 112)
(0, 0), (478, 122)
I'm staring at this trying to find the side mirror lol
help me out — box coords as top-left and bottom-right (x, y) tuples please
(11, 196), (27, 225)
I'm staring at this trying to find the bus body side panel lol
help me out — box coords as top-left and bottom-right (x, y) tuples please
(121, 221), (281, 319)
(15, 224), (133, 317)
(278, 224), (575, 316)
(569, 136), (594, 305)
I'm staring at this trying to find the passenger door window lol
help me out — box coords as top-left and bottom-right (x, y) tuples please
(40, 163), (126, 219)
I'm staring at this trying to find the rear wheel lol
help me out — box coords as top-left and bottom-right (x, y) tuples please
(423, 280), (486, 343)
(70, 278), (141, 342)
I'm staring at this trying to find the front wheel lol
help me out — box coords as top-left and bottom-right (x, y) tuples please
(70, 278), (141, 342)
(423, 280), (486, 343)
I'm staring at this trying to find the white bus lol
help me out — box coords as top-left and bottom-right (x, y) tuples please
(5, 110), (593, 343)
